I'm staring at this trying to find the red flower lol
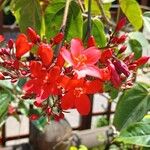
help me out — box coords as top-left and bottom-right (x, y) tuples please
(61, 79), (103, 115)
(38, 43), (53, 67)
(23, 61), (60, 104)
(15, 34), (32, 58)
(100, 48), (113, 63)
(61, 38), (101, 78)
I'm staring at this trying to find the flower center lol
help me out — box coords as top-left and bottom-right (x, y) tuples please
(74, 87), (85, 97)
(74, 54), (87, 66)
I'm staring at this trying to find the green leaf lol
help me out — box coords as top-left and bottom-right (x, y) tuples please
(10, 0), (42, 34)
(115, 121), (150, 147)
(83, 19), (107, 47)
(44, 0), (65, 38)
(0, 90), (12, 126)
(119, 0), (143, 30)
(128, 32), (150, 56)
(143, 12), (150, 40)
(84, 0), (111, 17)
(65, 1), (83, 41)
(129, 39), (142, 59)
(109, 87), (119, 99)
(113, 83), (150, 131)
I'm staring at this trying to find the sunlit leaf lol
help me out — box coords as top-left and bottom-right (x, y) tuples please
(119, 0), (143, 30)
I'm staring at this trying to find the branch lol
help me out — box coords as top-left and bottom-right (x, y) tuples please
(95, 0), (116, 28)
(77, 0), (85, 12)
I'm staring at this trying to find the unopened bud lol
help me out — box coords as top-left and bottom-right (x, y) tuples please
(29, 114), (39, 120)
(115, 18), (126, 32)
(8, 39), (14, 49)
(118, 45), (127, 54)
(27, 27), (38, 44)
(117, 35), (127, 44)
(53, 32), (64, 45)
(87, 36), (96, 47)
(0, 72), (5, 80)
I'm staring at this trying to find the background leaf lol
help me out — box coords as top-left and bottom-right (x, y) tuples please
(113, 83), (150, 131)
(119, 0), (143, 30)
(129, 39), (142, 59)
(10, 0), (42, 34)
(44, 0), (65, 38)
(65, 1), (83, 41)
(115, 121), (150, 147)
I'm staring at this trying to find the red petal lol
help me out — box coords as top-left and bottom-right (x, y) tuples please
(30, 61), (46, 78)
(83, 47), (101, 64)
(75, 65), (101, 78)
(75, 94), (91, 115)
(55, 53), (65, 67)
(99, 67), (111, 81)
(38, 43), (53, 66)
(85, 80), (103, 94)
(61, 46), (74, 65)
(15, 34), (32, 58)
(71, 38), (84, 57)
(0, 35), (4, 42)
(87, 36), (96, 47)
(61, 91), (75, 110)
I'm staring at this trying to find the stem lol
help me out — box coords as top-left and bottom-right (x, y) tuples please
(116, 6), (121, 24)
(95, 0), (116, 28)
(77, 0), (85, 12)
(87, 0), (92, 38)
(55, 0), (71, 55)
(61, 0), (71, 33)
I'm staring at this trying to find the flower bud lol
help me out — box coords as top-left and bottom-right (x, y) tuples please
(34, 101), (42, 107)
(100, 48), (113, 63)
(113, 60), (130, 77)
(117, 35), (127, 44)
(8, 39), (14, 49)
(29, 114), (39, 120)
(0, 72), (5, 80)
(135, 56), (149, 67)
(0, 35), (4, 42)
(115, 18), (126, 32)
(53, 32), (64, 45)
(27, 27), (38, 44)
(87, 36), (96, 47)
(118, 45), (127, 54)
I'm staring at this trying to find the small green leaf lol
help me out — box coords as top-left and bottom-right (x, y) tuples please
(115, 121), (150, 147)
(109, 87), (119, 99)
(65, 1), (83, 41)
(129, 39), (142, 59)
(44, 0), (65, 38)
(113, 83), (150, 131)
(10, 0), (42, 34)
(119, 0), (143, 30)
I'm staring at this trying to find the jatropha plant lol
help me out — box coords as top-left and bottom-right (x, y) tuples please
(0, 17), (149, 122)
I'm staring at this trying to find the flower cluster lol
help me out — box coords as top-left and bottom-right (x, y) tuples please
(0, 18), (149, 120)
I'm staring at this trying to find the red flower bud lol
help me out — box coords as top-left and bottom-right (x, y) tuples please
(108, 61), (121, 88)
(27, 27), (39, 44)
(0, 72), (5, 80)
(46, 107), (52, 115)
(8, 39), (14, 49)
(55, 53), (65, 68)
(87, 36), (96, 47)
(21, 70), (28, 76)
(34, 101), (42, 107)
(135, 56), (149, 67)
(29, 114), (39, 120)
(38, 43), (53, 66)
(111, 37), (119, 44)
(113, 60), (130, 77)
(128, 63), (137, 70)
(0, 35), (4, 42)
(8, 105), (16, 115)
(100, 48), (113, 63)
(117, 35), (127, 44)
(115, 18), (126, 32)
(53, 32), (64, 45)
(118, 45), (127, 54)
